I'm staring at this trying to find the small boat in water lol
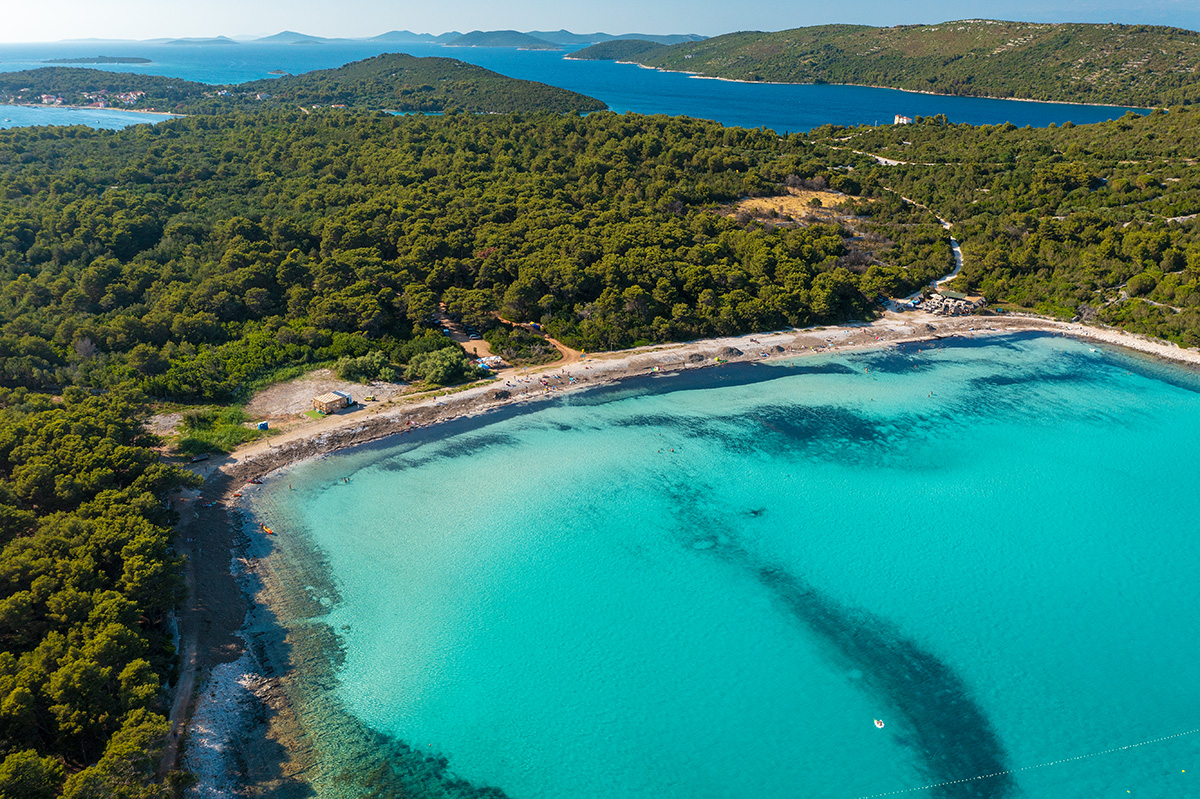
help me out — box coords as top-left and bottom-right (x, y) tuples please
(874, 719), (885, 729)
(260, 523), (276, 536)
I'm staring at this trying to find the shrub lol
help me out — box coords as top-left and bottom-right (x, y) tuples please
(334, 351), (398, 383)
(404, 348), (485, 386)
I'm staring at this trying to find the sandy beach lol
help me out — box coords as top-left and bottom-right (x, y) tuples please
(2, 102), (183, 117)
(215, 311), (1200, 480)
(173, 310), (1200, 795)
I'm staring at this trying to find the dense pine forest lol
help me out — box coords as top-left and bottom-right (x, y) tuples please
(0, 386), (197, 797)
(0, 110), (946, 403)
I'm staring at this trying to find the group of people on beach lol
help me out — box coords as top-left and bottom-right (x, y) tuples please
(503, 370), (582, 393)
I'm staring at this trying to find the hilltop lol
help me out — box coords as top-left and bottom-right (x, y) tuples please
(254, 30), (326, 45)
(0, 53), (605, 114)
(575, 20), (1200, 107)
(447, 30), (560, 49)
(367, 30), (462, 44)
(526, 30), (705, 46)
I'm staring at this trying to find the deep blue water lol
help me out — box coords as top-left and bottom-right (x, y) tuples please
(0, 41), (1144, 132)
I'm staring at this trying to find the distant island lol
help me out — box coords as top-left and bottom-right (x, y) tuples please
(50, 28), (705, 49)
(43, 56), (152, 65)
(165, 36), (238, 46)
(446, 30), (560, 49)
(524, 30), (704, 46)
(255, 30), (325, 45)
(573, 20), (1200, 107)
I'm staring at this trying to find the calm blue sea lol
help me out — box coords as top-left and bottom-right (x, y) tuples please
(250, 334), (1200, 799)
(0, 103), (173, 129)
(0, 41), (1143, 132)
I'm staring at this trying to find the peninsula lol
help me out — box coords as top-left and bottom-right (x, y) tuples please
(0, 52), (606, 114)
(573, 19), (1200, 107)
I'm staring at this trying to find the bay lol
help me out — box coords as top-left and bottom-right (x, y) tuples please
(249, 334), (1200, 798)
(0, 103), (175, 129)
(0, 41), (1143, 132)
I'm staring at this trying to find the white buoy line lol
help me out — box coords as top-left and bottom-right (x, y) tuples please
(853, 726), (1200, 798)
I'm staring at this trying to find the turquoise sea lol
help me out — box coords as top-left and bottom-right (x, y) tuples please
(0, 103), (173, 129)
(248, 334), (1200, 799)
(0, 41), (1144, 132)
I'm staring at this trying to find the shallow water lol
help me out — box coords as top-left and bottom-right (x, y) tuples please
(250, 334), (1200, 799)
(0, 103), (173, 128)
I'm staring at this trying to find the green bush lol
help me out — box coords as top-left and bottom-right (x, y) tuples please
(404, 348), (485, 386)
(0, 750), (63, 799)
(334, 351), (399, 383)
(484, 325), (560, 365)
(176, 406), (267, 454)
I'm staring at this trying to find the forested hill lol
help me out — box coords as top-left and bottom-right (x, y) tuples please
(0, 67), (211, 110)
(810, 108), (1200, 343)
(570, 39), (667, 62)
(577, 20), (1200, 107)
(238, 53), (602, 112)
(0, 53), (606, 114)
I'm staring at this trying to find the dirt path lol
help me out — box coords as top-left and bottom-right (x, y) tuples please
(158, 487), (200, 776)
(157, 468), (251, 778)
(494, 316), (583, 368)
(544, 334), (583, 366)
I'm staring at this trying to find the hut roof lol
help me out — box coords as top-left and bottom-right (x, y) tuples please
(314, 391), (350, 404)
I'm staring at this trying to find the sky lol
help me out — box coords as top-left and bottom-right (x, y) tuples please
(4, 0), (1198, 42)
